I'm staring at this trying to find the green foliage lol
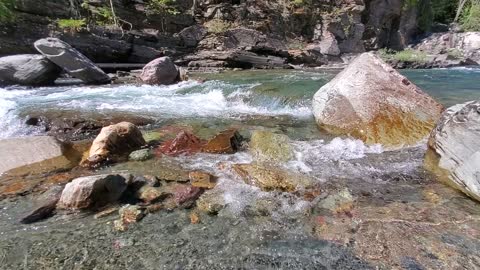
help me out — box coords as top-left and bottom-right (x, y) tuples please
(379, 48), (428, 63)
(432, 0), (458, 24)
(461, 2), (480, 31)
(147, 0), (179, 15)
(57, 19), (86, 31)
(205, 19), (232, 34)
(94, 6), (115, 25)
(0, 0), (15, 23)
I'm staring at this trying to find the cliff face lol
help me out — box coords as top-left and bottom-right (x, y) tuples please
(0, 0), (422, 67)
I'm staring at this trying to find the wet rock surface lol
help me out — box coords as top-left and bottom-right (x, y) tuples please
(312, 53), (444, 147)
(57, 174), (129, 210)
(425, 101), (480, 202)
(0, 136), (79, 176)
(82, 122), (146, 167)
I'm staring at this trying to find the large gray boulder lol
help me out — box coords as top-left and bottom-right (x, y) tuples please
(34, 38), (111, 84)
(425, 101), (480, 202)
(312, 52), (443, 147)
(0, 136), (75, 176)
(57, 174), (129, 209)
(0, 54), (61, 86)
(139, 56), (180, 85)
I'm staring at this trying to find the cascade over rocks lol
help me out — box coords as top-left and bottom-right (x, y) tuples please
(425, 101), (480, 202)
(82, 122), (146, 167)
(34, 38), (111, 84)
(0, 54), (61, 86)
(312, 52), (444, 147)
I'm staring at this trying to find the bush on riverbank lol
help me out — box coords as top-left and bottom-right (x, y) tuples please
(0, 0), (15, 23)
(379, 48), (428, 63)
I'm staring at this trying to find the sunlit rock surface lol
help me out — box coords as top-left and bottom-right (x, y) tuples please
(312, 52), (444, 147)
(0, 136), (76, 176)
(83, 122), (146, 167)
(425, 101), (480, 202)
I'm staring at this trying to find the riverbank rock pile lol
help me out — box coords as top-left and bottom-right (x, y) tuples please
(425, 101), (480, 202)
(312, 52), (444, 147)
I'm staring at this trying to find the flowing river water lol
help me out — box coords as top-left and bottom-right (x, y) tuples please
(0, 68), (479, 269)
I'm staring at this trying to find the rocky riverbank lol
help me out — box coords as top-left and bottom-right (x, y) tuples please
(1, 0), (479, 71)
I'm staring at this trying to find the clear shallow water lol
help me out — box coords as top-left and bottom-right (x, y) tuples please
(0, 68), (480, 269)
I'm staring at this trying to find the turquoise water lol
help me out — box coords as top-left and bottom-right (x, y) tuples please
(1, 68), (479, 139)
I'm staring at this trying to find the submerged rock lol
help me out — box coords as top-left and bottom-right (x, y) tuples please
(425, 101), (480, 202)
(129, 149), (152, 162)
(139, 56), (180, 85)
(173, 185), (204, 208)
(315, 188), (354, 214)
(0, 54), (61, 86)
(233, 163), (313, 192)
(20, 185), (64, 224)
(136, 186), (166, 204)
(249, 130), (294, 163)
(115, 204), (145, 231)
(0, 136), (77, 176)
(57, 174), (129, 209)
(202, 129), (243, 154)
(34, 38), (111, 84)
(157, 131), (203, 156)
(196, 189), (226, 214)
(189, 171), (217, 189)
(312, 52), (443, 147)
(82, 122), (146, 167)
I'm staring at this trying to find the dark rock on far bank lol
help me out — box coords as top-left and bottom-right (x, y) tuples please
(0, 54), (61, 86)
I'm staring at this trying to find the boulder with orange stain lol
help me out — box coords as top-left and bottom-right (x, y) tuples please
(81, 122), (145, 167)
(312, 52), (443, 147)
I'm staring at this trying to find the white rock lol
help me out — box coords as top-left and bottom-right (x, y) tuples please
(425, 101), (480, 202)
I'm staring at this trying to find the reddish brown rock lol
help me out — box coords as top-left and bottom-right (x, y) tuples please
(156, 131), (204, 156)
(174, 185), (204, 207)
(202, 129), (242, 154)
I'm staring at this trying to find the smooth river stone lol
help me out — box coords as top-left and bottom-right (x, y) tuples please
(0, 136), (74, 176)
(425, 101), (480, 202)
(312, 52), (444, 147)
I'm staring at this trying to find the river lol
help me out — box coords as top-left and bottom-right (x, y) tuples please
(0, 68), (479, 269)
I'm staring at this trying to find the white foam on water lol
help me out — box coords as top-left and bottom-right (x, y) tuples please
(0, 88), (41, 139)
(19, 80), (312, 119)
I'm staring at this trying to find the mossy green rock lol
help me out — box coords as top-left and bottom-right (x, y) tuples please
(128, 149), (152, 161)
(249, 130), (294, 163)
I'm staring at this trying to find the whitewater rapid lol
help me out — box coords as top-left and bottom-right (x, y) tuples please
(0, 80), (313, 139)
